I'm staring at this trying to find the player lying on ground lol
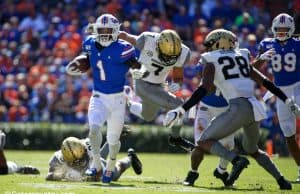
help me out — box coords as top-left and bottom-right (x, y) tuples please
(46, 136), (142, 181)
(164, 29), (300, 190)
(0, 130), (40, 175)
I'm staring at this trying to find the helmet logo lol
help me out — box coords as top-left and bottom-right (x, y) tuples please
(279, 16), (285, 23)
(101, 16), (108, 25)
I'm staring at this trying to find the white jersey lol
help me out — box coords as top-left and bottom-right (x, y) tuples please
(136, 32), (190, 84)
(200, 48), (255, 101)
(48, 138), (105, 181)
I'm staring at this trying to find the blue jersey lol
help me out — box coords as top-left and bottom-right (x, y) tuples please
(197, 63), (228, 107)
(259, 37), (300, 86)
(201, 93), (228, 107)
(83, 36), (136, 94)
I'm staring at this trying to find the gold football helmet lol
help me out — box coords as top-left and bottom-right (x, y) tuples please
(157, 29), (182, 66)
(203, 29), (237, 51)
(61, 137), (87, 167)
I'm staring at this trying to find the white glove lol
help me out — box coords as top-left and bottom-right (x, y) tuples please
(168, 82), (181, 93)
(285, 98), (300, 117)
(130, 69), (149, 79)
(0, 130), (6, 150)
(259, 48), (276, 61)
(163, 107), (185, 128)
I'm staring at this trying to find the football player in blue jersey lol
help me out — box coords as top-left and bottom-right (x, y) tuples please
(66, 14), (146, 184)
(257, 13), (300, 182)
(183, 66), (234, 186)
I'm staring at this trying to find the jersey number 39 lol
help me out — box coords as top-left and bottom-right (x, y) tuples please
(218, 56), (250, 80)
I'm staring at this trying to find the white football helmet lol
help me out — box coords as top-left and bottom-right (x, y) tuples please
(271, 13), (295, 41)
(93, 14), (120, 47)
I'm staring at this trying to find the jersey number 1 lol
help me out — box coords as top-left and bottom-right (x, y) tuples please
(97, 61), (106, 81)
(218, 56), (250, 80)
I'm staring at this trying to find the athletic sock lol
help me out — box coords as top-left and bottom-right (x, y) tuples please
(210, 142), (236, 162)
(255, 150), (282, 180)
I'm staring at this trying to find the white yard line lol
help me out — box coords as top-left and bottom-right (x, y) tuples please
(20, 182), (213, 193)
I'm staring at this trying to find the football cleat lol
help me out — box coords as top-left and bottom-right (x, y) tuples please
(277, 176), (292, 190)
(17, 166), (40, 174)
(102, 170), (114, 183)
(120, 125), (131, 138)
(168, 136), (194, 152)
(296, 175), (300, 183)
(225, 156), (249, 186)
(213, 168), (230, 186)
(128, 148), (142, 175)
(183, 171), (199, 186)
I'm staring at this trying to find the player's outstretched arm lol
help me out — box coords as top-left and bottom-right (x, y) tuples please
(119, 31), (138, 46)
(252, 48), (275, 69)
(163, 63), (215, 128)
(249, 67), (300, 117)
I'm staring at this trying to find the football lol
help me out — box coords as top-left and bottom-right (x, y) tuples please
(66, 55), (90, 75)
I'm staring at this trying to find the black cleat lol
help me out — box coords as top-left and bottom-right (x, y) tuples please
(226, 156), (249, 186)
(17, 166), (40, 174)
(213, 168), (230, 186)
(128, 148), (142, 175)
(121, 125), (131, 137)
(277, 176), (292, 190)
(183, 171), (199, 186)
(168, 136), (194, 152)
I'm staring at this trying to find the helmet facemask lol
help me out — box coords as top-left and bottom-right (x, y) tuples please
(94, 14), (120, 47)
(157, 30), (182, 66)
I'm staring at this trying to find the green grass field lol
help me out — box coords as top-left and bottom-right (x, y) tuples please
(0, 151), (299, 194)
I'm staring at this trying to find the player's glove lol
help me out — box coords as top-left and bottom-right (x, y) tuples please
(0, 130), (6, 150)
(163, 107), (185, 128)
(130, 69), (149, 79)
(259, 48), (275, 61)
(168, 82), (181, 93)
(285, 98), (300, 117)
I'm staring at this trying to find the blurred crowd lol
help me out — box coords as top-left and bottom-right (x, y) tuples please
(0, 0), (300, 151)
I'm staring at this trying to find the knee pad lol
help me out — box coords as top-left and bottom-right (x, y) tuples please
(107, 133), (120, 145)
(89, 124), (101, 136)
(279, 119), (296, 137)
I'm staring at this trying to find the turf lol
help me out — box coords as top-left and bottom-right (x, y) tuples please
(0, 150), (299, 194)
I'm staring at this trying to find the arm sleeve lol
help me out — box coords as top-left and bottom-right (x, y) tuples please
(136, 33), (146, 50)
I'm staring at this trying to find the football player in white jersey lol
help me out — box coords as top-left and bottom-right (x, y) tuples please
(46, 136), (142, 181)
(119, 29), (194, 151)
(0, 130), (40, 175)
(256, 13), (300, 182)
(164, 29), (300, 189)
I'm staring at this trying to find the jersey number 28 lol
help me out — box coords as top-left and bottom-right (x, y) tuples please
(218, 56), (250, 80)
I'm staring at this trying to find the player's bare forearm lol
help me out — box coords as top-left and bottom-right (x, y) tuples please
(172, 67), (183, 83)
(124, 57), (142, 69)
(251, 57), (266, 69)
(119, 31), (137, 46)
